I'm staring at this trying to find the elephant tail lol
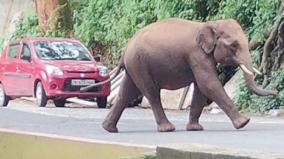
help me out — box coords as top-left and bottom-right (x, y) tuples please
(80, 54), (125, 92)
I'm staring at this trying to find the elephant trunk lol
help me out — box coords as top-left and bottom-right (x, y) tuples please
(240, 64), (277, 96)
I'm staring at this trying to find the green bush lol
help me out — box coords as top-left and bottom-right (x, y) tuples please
(12, 11), (42, 39)
(249, 0), (281, 42)
(73, 0), (201, 57)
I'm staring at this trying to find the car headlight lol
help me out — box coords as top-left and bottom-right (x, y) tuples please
(98, 65), (108, 77)
(46, 65), (64, 76)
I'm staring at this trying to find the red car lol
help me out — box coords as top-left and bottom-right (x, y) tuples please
(0, 37), (110, 108)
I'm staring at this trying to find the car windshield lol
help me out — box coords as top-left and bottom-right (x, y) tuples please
(34, 41), (93, 61)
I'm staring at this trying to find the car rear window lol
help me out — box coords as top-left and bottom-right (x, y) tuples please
(8, 43), (20, 58)
(34, 41), (93, 61)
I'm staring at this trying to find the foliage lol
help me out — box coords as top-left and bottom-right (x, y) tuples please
(12, 11), (42, 39)
(73, 0), (197, 61)
(10, 8), (72, 40)
(249, 0), (281, 42)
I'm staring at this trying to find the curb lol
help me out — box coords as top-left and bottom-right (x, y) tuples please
(156, 144), (284, 159)
(1, 128), (283, 159)
(0, 128), (154, 159)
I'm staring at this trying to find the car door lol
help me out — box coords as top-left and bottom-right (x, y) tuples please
(1, 42), (22, 95)
(18, 42), (35, 96)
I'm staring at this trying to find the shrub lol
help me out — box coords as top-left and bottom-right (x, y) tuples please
(12, 11), (42, 39)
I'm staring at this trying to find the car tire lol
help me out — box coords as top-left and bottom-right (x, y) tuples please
(35, 82), (48, 107)
(53, 98), (66, 107)
(0, 84), (9, 107)
(97, 96), (107, 108)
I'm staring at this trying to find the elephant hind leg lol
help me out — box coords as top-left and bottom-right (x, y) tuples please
(187, 83), (207, 131)
(144, 90), (175, 132)
(125, 53), (174, 132)
(102, 73), (141, 133)
(132, 78), (175, 132)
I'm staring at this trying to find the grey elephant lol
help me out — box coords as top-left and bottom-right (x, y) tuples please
(82, 18), (277, 133)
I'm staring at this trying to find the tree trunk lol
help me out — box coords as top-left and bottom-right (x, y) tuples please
(35, 0), (72, 35)
(257, 0), (284, 87)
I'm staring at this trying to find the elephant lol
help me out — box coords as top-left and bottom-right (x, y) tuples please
(81, 18), (277, 133)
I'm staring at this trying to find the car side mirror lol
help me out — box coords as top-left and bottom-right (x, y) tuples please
(94, 55), (101, 62)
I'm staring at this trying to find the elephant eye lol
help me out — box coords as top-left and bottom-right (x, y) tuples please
(230, 41), (239, 51)
(228, 41), (239, 55)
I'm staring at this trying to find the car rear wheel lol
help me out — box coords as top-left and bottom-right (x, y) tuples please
(53, 98), (66, 107)
(97, 97), (107, 108)
(36, 82), (48, 107)
(0, 84), (9, 107)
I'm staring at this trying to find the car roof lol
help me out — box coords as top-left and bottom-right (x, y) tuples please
(7, 37), (82, 45)
(24, 37), (81, 43)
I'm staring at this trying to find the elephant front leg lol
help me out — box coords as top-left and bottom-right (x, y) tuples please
(192, 65), (250, 129)
(187, 82), (207, 131)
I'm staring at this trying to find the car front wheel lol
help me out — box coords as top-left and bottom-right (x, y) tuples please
(97, 97), (107, 108)
(0, 84), (9, 107)
(36, 82), (48, 107)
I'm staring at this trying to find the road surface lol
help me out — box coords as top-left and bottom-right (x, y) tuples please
(0, 100), (284, 154)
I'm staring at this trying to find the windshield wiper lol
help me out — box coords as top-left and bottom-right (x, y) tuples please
(60, 58), (75, 60)
(80, 58), (91, 61)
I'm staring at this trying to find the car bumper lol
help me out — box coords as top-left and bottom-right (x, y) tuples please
(43, 73), (111, 98)
(47, 89), (110, 98)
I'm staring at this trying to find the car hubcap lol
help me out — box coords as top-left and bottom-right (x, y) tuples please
(36, 84), (42, 104)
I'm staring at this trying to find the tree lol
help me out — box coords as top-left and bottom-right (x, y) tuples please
(34, 0), (72, 36)
(257, 0), (284, 87)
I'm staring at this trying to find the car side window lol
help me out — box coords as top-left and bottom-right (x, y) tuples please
(8, 43), (20, 58)
(20, 44), (31, 62)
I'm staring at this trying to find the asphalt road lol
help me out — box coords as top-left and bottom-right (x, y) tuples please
(1, 100), (284, 154)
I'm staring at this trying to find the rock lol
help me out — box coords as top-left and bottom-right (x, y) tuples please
(268, 109), (282, 117)
(141, 84), (194, 110)
(209, 108), (222, 114)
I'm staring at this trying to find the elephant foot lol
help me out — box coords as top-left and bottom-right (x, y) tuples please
(186, 122), (204, 131)
(232, 115), (250, 129)
(157, 122), (175, 132)
(102, 121), (118, 133)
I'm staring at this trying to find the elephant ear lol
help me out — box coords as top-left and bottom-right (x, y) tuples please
(197, 25), (217, 54)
